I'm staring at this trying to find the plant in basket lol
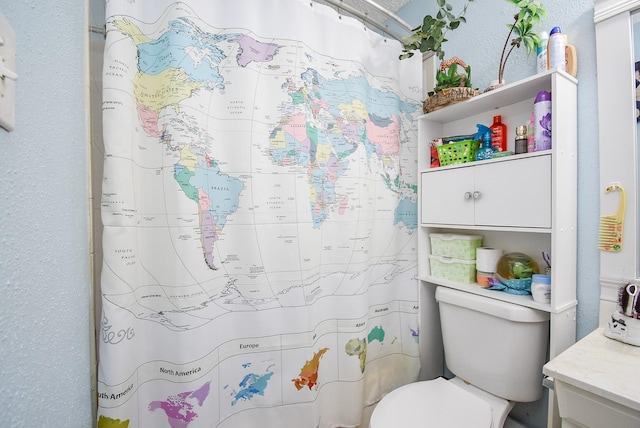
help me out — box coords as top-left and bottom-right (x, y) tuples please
(431, 57), (472, 95)
(423, 57), (480, 113)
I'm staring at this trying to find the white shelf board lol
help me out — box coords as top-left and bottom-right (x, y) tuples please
(419, 150), (551, 174)
(419, 224), (551, 233)
(420, 275), (576, 313)
(418, 70), (576, 124)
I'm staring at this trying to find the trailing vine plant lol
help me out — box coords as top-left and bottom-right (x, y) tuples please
(399, 0), (475, 60)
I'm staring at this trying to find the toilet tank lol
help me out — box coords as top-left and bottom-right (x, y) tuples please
(435, 287), (550, 402)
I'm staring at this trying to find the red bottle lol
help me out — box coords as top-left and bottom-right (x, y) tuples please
(490, 115), (507, 152)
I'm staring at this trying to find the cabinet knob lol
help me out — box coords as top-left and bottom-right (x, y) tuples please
(464, 192), (472, 199)
(473, 191), (481, 200)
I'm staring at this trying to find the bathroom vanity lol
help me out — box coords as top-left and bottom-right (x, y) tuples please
(543, 327), (640, 427)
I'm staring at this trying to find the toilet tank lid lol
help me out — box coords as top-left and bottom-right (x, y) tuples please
(436, 287), (550, 323)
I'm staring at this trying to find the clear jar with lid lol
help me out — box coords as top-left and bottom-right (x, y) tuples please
(531, 274), (551, 304)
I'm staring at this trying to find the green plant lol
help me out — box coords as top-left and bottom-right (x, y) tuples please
(399, 0), (475, 60)
(497, 0), (547, 84)
(430, 62), (473, 97)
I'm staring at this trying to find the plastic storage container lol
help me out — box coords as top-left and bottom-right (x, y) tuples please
(429, 255), (477, 283)
(436, 140), (479, 166)
(476, 270), (495, 287)
(429, 233), (483, 260)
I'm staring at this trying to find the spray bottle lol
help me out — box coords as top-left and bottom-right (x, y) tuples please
(474, 124), (495, 161)
(547, 26), (566, 72)
(534, 90), (552, 151)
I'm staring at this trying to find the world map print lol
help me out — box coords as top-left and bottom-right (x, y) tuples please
(109, 13), (418, 272)
(97, 416), (130, 428)
(98, 0), (422, 426)
(228, 363), (275, 406)
(149, 382), (211, 427)
(292, 348), (329, 390)
(100, 2), (420, 331)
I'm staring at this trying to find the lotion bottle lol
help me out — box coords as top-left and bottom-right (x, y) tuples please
(536, 31), (548, 73)
(527, 112), (535, 152)
(490, 115), (507, 152)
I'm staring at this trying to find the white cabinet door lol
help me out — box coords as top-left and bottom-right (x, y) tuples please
(421, 166), (475, 225)
(474, 155), (551, 228)
(421, 155), (551, 228)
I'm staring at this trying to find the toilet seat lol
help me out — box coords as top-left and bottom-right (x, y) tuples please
(370, 377), (493, 428)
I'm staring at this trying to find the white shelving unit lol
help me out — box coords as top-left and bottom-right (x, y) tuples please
(416, 70), (578, 427)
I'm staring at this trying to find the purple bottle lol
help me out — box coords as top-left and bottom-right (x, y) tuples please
(534, 90), (552, 151)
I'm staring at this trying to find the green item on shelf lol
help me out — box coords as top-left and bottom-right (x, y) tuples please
(492, 151), (513, 158)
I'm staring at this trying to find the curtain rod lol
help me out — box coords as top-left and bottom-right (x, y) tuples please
(319, 0), (411, 42)
(90, 1), (414, 42)
(357, 0), (413, 32)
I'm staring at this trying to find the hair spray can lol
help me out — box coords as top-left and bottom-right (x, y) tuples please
(547, 26), (566, 72)
(534, 91), (552, 151)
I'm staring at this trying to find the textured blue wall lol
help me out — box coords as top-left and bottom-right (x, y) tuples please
(0, 2), (93, 427)
(399, 0), (600, 340)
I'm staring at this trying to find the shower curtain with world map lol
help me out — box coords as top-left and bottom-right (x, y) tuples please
(97, 0), (422, 426)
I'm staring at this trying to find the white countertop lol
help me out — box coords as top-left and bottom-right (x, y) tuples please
(543, 327), (640, 412)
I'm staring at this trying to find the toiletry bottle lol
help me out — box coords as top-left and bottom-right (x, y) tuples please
(474, 124), (495, 161)
(547, 26), (566, 72)
(490, 115), (507, 152)
(515, 125), (528, 154)
(531, 274), (551, 304)
(527, 112), (535, 152)
(534, 91), (552, 151)
(536, 31), (548, 73)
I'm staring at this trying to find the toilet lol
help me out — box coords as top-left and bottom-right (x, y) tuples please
(370, 286), (550, 427)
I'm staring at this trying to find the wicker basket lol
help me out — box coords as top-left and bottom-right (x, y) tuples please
(423, 57), (480, 113)
(423, 87), (480, 113)
(436, 139), (480, 166)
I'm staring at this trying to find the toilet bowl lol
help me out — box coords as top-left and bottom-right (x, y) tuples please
(370, 286), (550, 428)
(369, 377), (514, 428)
